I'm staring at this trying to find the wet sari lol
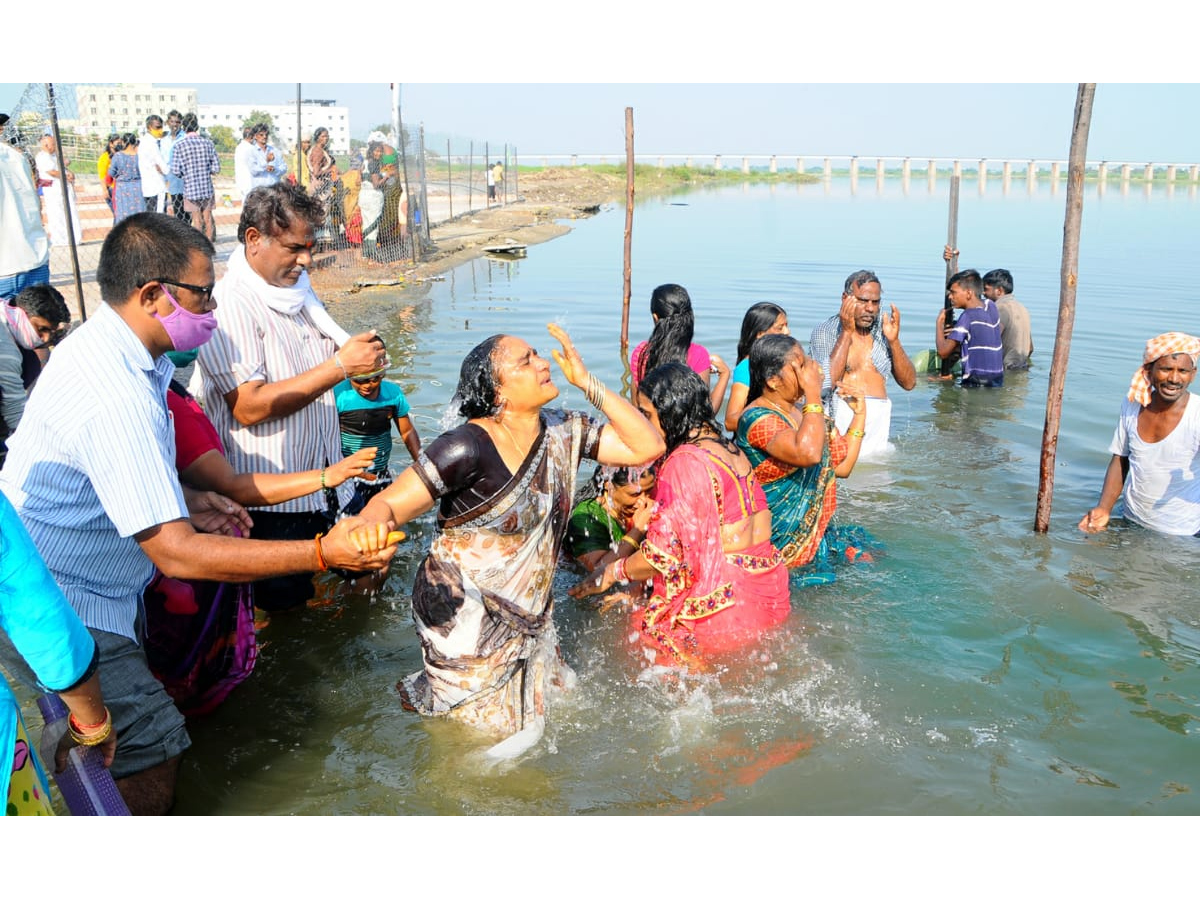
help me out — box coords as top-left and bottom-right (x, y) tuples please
(634, 443), (789, 668)
(399, 409), (602, 746)
(736, 406), (878, 586)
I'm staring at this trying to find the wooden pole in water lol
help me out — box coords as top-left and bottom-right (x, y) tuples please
(620, 107), (634, 361)
(939, 174), (960, 376)
(44, 84), (85, 322)
(1035, 83), (1096, 533)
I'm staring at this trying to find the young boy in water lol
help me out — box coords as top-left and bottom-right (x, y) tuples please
(935, 269), (1004, 388)
(335, 341), (421, 514)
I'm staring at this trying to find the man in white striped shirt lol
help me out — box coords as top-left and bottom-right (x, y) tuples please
(0, 213), (397, 813)
(198, 183), (387, 611)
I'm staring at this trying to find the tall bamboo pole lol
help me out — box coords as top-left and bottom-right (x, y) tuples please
(45, 84), (85, 321)
(939, 174), (960, 376)
(1035, 83), (1096, 533)
(620, 108), (634, 363)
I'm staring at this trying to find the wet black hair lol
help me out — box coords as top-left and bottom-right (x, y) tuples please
(844, 270), (880, 294)
(747, 334), (802, 403)
(453, 334), (506, 419)
(736, 302), (787, 363)
(638, 283), (695, 381)
(638, 362), (734, 456)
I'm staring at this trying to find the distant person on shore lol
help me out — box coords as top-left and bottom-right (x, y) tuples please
(1079, 333), (1200, 536)
(809, 270), (916, 457)
(35, 127), (82, 246)
(108, 133), (143, 225)
(944, 246), (1032, 370)
(493, 160), (504, 203)
(98, 134), (120, 212)
(486, 160), (496, 204)
(137, 115), (169, 213)
(248, 123), (286, 189)
(170, 113), (221, 243)
(234, 126), (255, 200)
(935, 269), (1004, 388)
(164, 110), (187, 222)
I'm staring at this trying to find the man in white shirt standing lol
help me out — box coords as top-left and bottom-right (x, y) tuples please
(233, 125), (255, 201)
(248, 123), (287, 189)
(137, 114), (168, 213)
(0, 112), (50, 299)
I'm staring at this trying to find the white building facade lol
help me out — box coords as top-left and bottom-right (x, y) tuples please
(198, 101), (351, 154)
(72, 84), (198, 136)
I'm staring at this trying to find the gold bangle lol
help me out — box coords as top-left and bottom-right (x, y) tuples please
(320, 467), (327, 489)
(621, 534), (640, 550)
(801, 403), (824, 416)
(68, 706), (112, 747)
(848, 428), (865, 439)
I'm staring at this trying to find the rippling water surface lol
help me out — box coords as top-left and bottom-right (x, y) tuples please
(167, 176), (1200, 814)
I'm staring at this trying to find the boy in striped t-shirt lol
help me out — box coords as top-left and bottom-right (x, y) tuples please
(334, 354), (421, 514)
(935, 269), (1004, 388)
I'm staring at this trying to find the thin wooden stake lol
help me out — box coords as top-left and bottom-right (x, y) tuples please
(1035, 83), (1096, 533)
(620, 107), (634, 366)
(45, 84), (85, 321)
(939, 174), (960, 376)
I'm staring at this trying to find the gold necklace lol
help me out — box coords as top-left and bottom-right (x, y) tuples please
(762, 396), (796, 425)
(497, 417), (535, 459)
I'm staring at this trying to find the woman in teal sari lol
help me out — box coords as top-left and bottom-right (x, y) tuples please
(735, 335), (878, 585)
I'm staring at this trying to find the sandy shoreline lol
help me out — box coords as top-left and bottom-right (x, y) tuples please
(310, 167), (629, 304)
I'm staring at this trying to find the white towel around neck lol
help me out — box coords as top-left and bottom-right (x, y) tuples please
(225, 244), (351, 347)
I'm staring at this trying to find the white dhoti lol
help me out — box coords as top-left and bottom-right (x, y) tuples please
(834, 396), (893, 458)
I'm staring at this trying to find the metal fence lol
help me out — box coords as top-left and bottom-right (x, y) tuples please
(5, 83), (518, 318)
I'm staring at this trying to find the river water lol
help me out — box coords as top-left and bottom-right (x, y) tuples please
(166, 175), (1200, 815)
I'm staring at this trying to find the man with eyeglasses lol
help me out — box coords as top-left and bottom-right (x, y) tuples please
(0, 213), (397, 813)
(198, 182), (386, 612)
(809, 269), (916, 457)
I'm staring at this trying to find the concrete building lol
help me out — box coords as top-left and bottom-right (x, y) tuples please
(198, 100), (351, 155)
(73, 84), (198, 136)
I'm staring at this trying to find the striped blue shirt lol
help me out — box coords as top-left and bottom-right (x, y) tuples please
(947, 300), (1005, 382)
(0, 303), (188, 641)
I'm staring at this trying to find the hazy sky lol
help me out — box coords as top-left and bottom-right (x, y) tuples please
(4, 83), (1195, 164)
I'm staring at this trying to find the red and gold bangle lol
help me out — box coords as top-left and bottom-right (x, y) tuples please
(68, 706), (112, 747)
(612, 557), (629, 584)
(314, 532), (329, 571)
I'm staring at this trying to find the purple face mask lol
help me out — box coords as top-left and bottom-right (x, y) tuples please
(156, 284), (216, 352)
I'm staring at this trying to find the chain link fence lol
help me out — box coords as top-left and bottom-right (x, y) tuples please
(4, 84), (517, 317)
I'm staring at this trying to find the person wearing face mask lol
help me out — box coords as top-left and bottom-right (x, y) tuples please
(137, 114), (169, 213)
(198, 182), (387, 612)
(0, 213), (399, 813)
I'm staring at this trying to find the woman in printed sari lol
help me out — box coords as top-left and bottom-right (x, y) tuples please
(735, 334), (877, 586)
(571, 362), (789, 668)
(350, 324), (663, 752)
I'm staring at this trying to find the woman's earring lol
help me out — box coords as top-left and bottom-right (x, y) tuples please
(493, 396), (508, 419)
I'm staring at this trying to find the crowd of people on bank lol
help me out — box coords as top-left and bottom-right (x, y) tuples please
(2, 116), (1197, 812)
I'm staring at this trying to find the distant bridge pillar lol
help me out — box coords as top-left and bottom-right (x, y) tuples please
(742, 157), (750, 174)
(1121, 163), (1131, 182)
(1097, 162), (1107, 185)
(927, 159), (936, 179)
(1144, 163), (1154, 181)
(1050, 161), (1060, 182)
(823, 158), (832, 180)
(795, 157), (804, 174)
(1167, 165), (1177, 183)
(769, 155), (777, 174)
(978, 159), (987, 183)
(714, 155), (722, 170)
(953, 159), (962, 179)
(657, 156), (664, 168)
(686, 157), (693, 169)
(570, 155), (578, 167)
(850, 157), (858, 180)
(902, 158), (911, 179)
(1027, 160), (1037, 182)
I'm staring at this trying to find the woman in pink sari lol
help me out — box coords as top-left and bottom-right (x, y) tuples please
(572, 362), (789, 667)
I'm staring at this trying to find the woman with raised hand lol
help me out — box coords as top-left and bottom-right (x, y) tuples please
(735, 334), (877, 586)
(350, 324), (664, 753)
(571, 362), (789, 668)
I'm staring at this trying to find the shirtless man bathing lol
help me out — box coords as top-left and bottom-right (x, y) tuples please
(809, 270), (916, 457)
